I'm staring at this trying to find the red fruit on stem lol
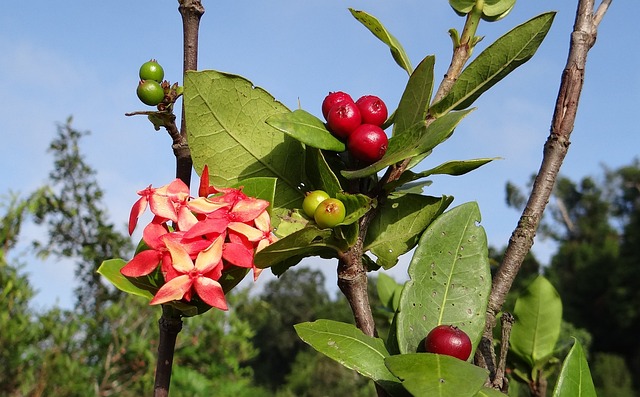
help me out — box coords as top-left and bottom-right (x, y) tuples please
(327, 101), (362, 140)
(424, 325), (472, 361)
(322, 91), (353, 120)
(356, 95), (388, 127)
(347, 124), (388, 164)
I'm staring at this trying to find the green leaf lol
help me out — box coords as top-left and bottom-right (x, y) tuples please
(510, 275), (563, 368)
(336, 192), (373, 226)
(475, 387), (508, 397)
(349, 8), (413, 75)
(342, 109), (474, 180)
(551, 338), (597, 397)
(482, 0), (516, 18)
(184, 70), (306, 211)
(395, 202), (491, 355)
(254, 226), (339, 269)
(364, 194), (453, 270)
(449, 0), (475, 15)
(429, 12), (556, 117)
(377, 272), (403, 312)
(305, 148), (343, 197)
(385, 353), (488, 397)
(266, 109), (346, 152)
(393, 55), (435, 137)
(97, 259), (154, 300)
(295, 319), (405, 395)
(389, 158), (499, 191)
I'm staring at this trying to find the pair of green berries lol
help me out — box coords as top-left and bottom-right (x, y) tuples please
(302, 191), (346, 229)
(136, 60), (166, 106)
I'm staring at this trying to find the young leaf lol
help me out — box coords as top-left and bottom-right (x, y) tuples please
(349, 8), (413, 75)
(305, 148), (343, 197)
(393, 55), (435, 136)
(97, 259), (155, 300)
(395, 202), (491, 355)
(551, 338), (597, 397)
(342, 109), (474, 180)
(429, 12), (556, 117)
(295, 319), (406, 395)
(377, 272), (404, 312)
(364, 193), (453, 269)
(266, 109), (346, 152)
(388, 158), (498, 193)
(253, 226), (339, 269)
(336, 192), (373, 226)
(184, 70), (306, 211)
(385, 353), (488, 397)
(510, 275), (563, 368)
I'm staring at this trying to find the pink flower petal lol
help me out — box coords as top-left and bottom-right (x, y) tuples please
(228, 222), (263, 242)
(182, 217), (229, 240)
(150, 275), (193, 305)
(194, 277), (228, 310)
(230, 198), (270, 222)
(121, 250), (162, 277)
(163, 237), (196, 273)
(222, 242), (254, 268)
(194, 236), (224, 274)
(128, 196), (148, 235)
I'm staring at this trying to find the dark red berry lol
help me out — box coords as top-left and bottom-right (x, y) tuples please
(347, 124), (388, 164)
(424, 325), (472, 361)
(356, 95), (388, 127)
(322, 91), (353, 120)
(327, 101), (362, 140)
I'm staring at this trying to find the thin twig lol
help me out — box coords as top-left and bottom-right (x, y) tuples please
(478, 0), (612, 380)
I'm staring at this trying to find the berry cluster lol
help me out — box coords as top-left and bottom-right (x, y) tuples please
(322, 91), (389, 164)
(136, 59), (167, 107)
(302, 190), (346, 229)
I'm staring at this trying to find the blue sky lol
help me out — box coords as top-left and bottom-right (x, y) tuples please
(1, 1), (638, 310)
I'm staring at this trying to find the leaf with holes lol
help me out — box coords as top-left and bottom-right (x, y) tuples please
(394, 202), (491, 355)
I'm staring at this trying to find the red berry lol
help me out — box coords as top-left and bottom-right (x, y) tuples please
(327, 101), (362, 140)
(424, 325), (472, 361)
(347, 124), (388, 164)
(356, 95), (388, 127)
(322, 91), (353, 120)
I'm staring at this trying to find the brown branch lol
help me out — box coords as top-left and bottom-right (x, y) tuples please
(152, 2), (204, 396)
(478, 0), (611, 380)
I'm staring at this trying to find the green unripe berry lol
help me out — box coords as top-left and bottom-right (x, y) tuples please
(139, 60), (165, 83)
(314, 198), (346, 229)
(302, 190), (331, 218)
(137, 80), (165, 106)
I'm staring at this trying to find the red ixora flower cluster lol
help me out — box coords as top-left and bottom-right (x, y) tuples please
(120, 165), (277, 311)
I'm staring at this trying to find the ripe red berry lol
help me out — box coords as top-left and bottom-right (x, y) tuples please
(356, 95), (388, 127)
(424, 325), (472, 361)
(327, 101), (362, 140)
(322, 91), (353, 120)
(347, 124), (388, 164)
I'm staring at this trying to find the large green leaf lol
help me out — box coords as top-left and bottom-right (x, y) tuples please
(266, 109), (345, 152)
(510, 276), (562, 368)
(364, 193), (453, 270)
(349, 8), (412, 75)
(342, 109), (474, 180)
(393, 55), (435, 137)
(551, 338), (597, 397)
(184, 70), (305, 211)
(385, 353), (488, 397)
(253, 226), (339, 269)
(295, 319), (405, 395)
(97, 259), (155, 300)
(429, 12), (556, 117)
(395, 202), (491, 355)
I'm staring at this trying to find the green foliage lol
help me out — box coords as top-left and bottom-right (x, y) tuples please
(591, 353), (635, 397)
(551, 339), (596, 397)
(510, 276), (562, 369)
(429, 12), (556, 117)
(395, 202), (491, 356)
